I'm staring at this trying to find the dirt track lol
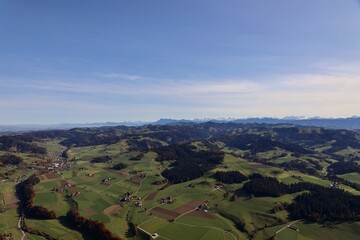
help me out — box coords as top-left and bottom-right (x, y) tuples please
(103, 205), (122, 215)
(173, 199), (204, 214)
(144, 191), (158, 201)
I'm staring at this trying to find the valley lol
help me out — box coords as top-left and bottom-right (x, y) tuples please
(1, 122), (360, 240)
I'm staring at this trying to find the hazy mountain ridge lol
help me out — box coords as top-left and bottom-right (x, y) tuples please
(2, 117), (360, 133)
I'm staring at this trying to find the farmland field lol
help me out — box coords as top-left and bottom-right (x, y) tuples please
(1, 123), (360, 240)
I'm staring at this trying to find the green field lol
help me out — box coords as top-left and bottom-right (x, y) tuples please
(2, 124), (360, 240)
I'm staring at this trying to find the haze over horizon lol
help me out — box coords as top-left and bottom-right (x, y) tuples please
(1, 0), (360, 124)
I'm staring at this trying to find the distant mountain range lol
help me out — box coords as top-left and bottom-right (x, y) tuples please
(154, 117), (360, 130)
(2, 117), (360, 133)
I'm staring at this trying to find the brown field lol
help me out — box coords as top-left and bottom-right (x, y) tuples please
(67, 186), (81, 193)
(4, 192), (17, 204)
(60, 179), (68, 186)
(150, 207), (180, 221)
(144, 191), (158, 201)
(173, 200), (205, 214)
(150, 200), (206, 221)
(253, 163), (270, 169)
(103, 205), (122, 215)
(81, 207), (97, 217)
(6, 202), (18, 210)
(39, 174), (47, 180)
(44, 173), (58, 179)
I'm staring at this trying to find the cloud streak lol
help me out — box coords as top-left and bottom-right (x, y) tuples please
(1, 64), (360, 124)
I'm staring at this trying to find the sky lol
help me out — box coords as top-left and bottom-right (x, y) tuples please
(1, 0), (360, 124)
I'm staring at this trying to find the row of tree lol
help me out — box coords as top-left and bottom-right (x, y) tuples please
(0, 135), (47, 154)
(16, 175), (56, 219)
(155, 144), (224, 184)
(0, 154), (23, 165)
(242, 175), (360, 222)
(91, 155), (112, 163)
(328, 161), (360, 175)
(280, 160), (319, 175)
(243, 176), (324, 197)
(112, 163), (127, 170)
(288, 188), (360, 222)
(213, 171), (248, 184)
(214, 133), (314, 155)
(66, 209), (122, 240)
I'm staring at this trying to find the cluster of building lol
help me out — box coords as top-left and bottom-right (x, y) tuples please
(47, 154), (73, 172)
(102, 177), (114, 183)
(330, 181), (340, 188)
(120, 192), (133, 205)
(196, 203), (209, 212)
(135, 197), (142, 207)
(51, 183), (75, 193)
(159, 196), (173, 204)
(67, 191), (81, 197)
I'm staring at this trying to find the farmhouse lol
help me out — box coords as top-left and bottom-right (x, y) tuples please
(159, 197), (173, 204)
(120, 192), (133, 205)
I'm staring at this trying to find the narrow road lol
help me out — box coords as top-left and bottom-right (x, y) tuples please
(138, 216), (237, 240)
(275, 220), (301, 235)
(174, 208), (197, 221)
(18, 217), (26, 240)
(146, 202), (165, 213)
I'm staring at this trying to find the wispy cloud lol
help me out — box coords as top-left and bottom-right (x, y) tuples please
(97, 72), (145, 80)
(1, 61), (360, 124)
(0, 77), (261, 97)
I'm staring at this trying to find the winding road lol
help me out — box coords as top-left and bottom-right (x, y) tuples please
(275, 220), (301, 235)
(17, 217), (26, 240)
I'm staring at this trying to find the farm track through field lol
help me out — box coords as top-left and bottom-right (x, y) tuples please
(214, 213), (244, 240)
(94, 158), (154, 195)
(138, 215), (237, 240)
(18, 217), (26, 240)
(275, 220), (301, 235)
(172, 221), (238, 240)
(98, 177), (129, 193)
(145, 185), (220, 216)
(174, 208), (197, 220)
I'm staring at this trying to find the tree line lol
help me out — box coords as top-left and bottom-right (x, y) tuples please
(288, 188), (360, 222)
(213, 171), (248, 184)
(16, 175), (56, 219)
(0, 135), (47, 154)
(155, 144), (224, 184)
(0, 154), (23, 165)
(242, 175), (360, 222)
(328, 161), (360, 175)
(243, 175), (325, 197)
(66, 209), (122, 240)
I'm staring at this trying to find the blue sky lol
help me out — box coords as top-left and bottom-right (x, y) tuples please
(1, 0), (360, 124)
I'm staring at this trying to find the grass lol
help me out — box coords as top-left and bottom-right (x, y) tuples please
(255, 221), (360, 240)
(338, 172), (360, 185)
(25, 218), (83, 240)
(139, 217), (235, 240)
(3, 137), (360, 240)
(0, 209), (22, 239)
